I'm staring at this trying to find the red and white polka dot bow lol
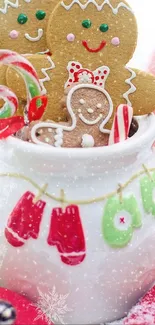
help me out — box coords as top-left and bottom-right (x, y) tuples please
(65, 61), (110, 88)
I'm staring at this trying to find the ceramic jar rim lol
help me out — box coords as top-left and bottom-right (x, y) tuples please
(2, 114), (155, 161)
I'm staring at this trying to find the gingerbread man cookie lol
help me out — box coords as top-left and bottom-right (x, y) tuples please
(16, 83), (110, 147)
(40, 0), (155, 126)
(0, 0), (56, 54)
(0, 0), (58, 116)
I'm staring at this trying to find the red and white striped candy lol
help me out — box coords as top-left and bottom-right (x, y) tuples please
(0, 85), (18, 118)
(108, 104), (133, 145)
(0, 50), (41, 105)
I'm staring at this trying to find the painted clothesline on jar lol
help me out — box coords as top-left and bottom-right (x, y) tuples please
(3, 165), (155, 254)
(0, 164), (154, 205)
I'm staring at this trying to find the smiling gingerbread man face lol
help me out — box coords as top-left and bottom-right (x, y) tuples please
(0, 0), (55, 54)
(71, 87), (109, 125)
(47, 0), (137, 67)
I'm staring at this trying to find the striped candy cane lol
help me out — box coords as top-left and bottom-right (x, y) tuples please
(0, 50), (41, 111)
(0, 50), (47, 138)
(0, 85), (18, 118)
(108, 104), (133, 145)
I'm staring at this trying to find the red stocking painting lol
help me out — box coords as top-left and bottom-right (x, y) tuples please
(47, 205), (86, 266)
(5, 191), (46, 247)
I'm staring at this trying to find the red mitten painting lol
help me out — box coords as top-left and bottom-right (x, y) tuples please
(5, 191), (46, 247)
(47, 205), (86, 266)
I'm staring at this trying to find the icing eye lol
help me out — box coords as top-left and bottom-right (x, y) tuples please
(36, 10), (46, 20)
(17, 13), (28, 24)
(97, 103), (102, 109)
(82, 19), (92, 28)
(99, 24), (109, 32)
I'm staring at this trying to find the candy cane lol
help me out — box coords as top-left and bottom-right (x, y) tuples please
(108, 104), (133, 145)
(0, 85), (18, 118)
(0, 50), (41, 113)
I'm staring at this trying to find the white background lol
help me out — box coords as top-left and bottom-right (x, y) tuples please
(128, 0), (155, 70)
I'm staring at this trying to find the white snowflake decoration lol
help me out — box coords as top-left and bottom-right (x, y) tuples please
(35, 286), (71, 324)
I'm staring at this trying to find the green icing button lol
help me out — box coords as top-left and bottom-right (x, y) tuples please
(99, 23), (109, 32)
(82, 19), (92, 28)
(36, 10), (46, 20)
(102, 195), (142, 248)
(17, 13), (28, 25)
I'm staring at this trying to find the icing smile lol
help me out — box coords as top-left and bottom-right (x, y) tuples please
(79, 113), (103, 125)
(82, 40), (106, 53)
(25, 28), (43, 42)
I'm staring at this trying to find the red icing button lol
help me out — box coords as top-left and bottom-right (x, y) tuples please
(28, 95), (48, 122)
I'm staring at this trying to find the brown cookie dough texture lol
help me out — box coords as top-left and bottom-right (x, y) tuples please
(16, 84), (109, 147)
(42, 0), (155, 125)
(0, 0), (57, 116)
(1, 0), (155, 134)
(0, 0), (56, 54)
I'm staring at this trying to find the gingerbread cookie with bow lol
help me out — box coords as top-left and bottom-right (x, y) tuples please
(16, 82), (110, 147)
(40, 0), (155, 126)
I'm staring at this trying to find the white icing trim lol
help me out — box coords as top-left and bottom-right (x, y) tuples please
(54, 128), (63, 147)
(67, 84), (113, 133)
(38, 49), (50, 55)
(31, 119), (76, 146)
(61, 0), (133, 14)
(79, 113), (102, 125)
(0, 0), (18, 13)
(0, 0), (31, 14)
(6, 227), (26, 244)
(31, 83), (113, 146)
(39, 56), (55, 95)
(25, 29), (43, 42)
(123, 67), (136, 106)
(60, 251), (86, 257)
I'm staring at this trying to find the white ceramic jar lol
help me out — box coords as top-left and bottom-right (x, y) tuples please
(0, 114), (155, 324)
